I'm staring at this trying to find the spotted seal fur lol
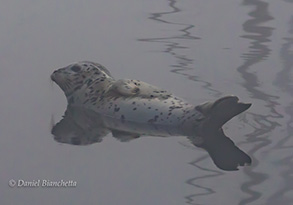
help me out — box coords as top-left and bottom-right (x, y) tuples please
(51, 61), (250, 132)
(51, 61), (252, 170)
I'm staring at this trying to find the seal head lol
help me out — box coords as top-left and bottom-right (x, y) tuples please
(51, 61), (113, 97)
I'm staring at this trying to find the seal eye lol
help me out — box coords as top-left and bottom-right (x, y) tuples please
(71, 65), (81, 72)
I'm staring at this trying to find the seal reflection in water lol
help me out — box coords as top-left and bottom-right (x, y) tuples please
(51, 61), (252, 171)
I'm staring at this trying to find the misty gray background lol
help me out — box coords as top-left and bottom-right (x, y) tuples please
(1, 0), (293, 204)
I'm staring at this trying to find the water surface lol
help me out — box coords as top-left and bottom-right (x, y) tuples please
(1, 0), (293, 204)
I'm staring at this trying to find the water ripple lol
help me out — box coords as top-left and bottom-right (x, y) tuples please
(138, 0), (224, 203)
(268, 12), (293, 204)
(138, 0), (221, 96)
(237, 0), (286, 204)
(185, 155), (224, 205)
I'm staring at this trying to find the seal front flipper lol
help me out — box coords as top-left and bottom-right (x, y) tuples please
(108, 79), (171, 99)
(111, 130), (140, 142)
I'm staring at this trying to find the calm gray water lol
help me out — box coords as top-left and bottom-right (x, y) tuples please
(1, 0), (293, 204)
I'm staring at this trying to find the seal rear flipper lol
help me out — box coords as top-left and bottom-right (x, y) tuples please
(199, 129), (251, 171)
(197, 96), (252, 131)
(111, 130), (140, 142)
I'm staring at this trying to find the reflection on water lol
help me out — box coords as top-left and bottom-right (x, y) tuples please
(139, 0), (252, 204)
(237, 1), (282, 205)
(139, 0), (293, 204)
(138, 0), (221, 96)
(48, 0), (292, 204)
(185, 155), (223, 204)
(52, 97), (251, 171)
(269, 12), (293, 205)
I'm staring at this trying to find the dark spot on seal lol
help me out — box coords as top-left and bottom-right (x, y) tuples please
(148, 119), (154, 123)
(133, 87), (140, 93)
(133, 108), (137, 111)
(91, 97), (98, 102)
(86, 79), (93, 86)
(71, 65), (81, 72)
(148, 115), (159, 123)
(132, 101), (136, 105)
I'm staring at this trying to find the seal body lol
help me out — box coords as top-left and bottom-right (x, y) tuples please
(51, 61), (206, 136)
(51, 61), (251, 138)
(51, 61), (252, 170)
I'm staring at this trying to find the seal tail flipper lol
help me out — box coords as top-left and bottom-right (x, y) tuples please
(193, 96), (252, 170)
(197, 96), (252, 131)
(198, 128), (251, 171)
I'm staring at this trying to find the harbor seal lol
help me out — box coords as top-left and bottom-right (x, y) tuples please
(51, 61), (252, 170)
